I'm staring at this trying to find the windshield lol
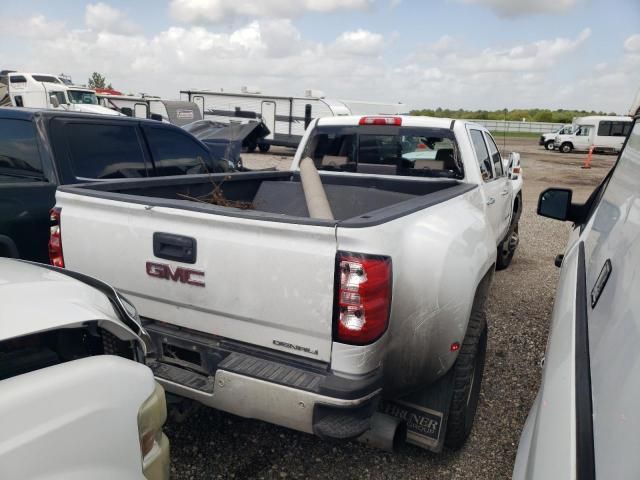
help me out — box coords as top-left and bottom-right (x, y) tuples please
(302, 125), (462, 178)
(68, 90), (98, 105)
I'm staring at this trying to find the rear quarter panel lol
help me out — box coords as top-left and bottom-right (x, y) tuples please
(334, 186), (496, 393)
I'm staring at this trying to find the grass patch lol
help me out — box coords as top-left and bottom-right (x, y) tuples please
(489, 131), (541, 138)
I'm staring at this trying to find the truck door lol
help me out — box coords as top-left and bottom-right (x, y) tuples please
(469, 128), (510, 244)
(261, 101), (276, 140)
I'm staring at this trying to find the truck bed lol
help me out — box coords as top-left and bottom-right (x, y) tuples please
(59, 171), (474, 226)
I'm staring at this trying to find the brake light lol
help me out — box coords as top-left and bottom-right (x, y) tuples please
(48, 207), (64, 267)
(334, 252), (392, 345)
(359, 116), (402, 126)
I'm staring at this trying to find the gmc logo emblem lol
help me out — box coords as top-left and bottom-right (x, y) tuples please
(145, 261), (205, 287)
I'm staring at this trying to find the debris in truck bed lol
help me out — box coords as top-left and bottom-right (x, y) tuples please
(177, 174), (254, 210)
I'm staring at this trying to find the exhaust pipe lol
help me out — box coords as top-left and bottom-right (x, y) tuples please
(357, 413), (406, 452)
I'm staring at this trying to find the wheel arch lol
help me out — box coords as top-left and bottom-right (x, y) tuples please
(0, 235), (20, 259)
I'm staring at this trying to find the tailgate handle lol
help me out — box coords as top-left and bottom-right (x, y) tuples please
(153, 233), (197, 264)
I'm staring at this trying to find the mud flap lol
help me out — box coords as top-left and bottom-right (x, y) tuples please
(379, 369), (455, 452)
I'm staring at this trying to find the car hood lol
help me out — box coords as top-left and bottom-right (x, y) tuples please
(0, 258), (124, 341)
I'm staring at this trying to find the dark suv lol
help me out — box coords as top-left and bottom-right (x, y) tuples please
(0, 108), (231, 262)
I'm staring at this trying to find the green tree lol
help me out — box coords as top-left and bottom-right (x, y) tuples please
(87, 72), (112, 89)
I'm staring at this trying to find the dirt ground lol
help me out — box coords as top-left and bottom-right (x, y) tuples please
(167, 138), (615, 479)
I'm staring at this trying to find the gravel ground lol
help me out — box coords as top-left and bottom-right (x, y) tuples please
(166, 139), (615, 479)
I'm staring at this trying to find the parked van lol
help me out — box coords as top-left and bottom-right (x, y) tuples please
(554, 115), (632, 153)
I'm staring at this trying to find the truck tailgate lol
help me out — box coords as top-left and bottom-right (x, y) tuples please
(58, 193), (338, 362)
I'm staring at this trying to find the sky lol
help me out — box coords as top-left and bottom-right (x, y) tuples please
(1, 0), (639, 113)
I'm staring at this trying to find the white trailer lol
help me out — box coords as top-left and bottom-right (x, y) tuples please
(97, 93), (203, 126)
(180, 88), (405, 150)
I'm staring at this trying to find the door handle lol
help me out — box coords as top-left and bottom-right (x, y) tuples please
(501, 189), (509, 196)
(153, 232), (197, 264)
(486, 197), (496, 205)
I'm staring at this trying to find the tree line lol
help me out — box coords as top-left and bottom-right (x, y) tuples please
(410, 108), (618, 124)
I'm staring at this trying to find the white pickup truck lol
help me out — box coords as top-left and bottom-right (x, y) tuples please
(52, 115), (522, 452)
(0, 258), (169, 479)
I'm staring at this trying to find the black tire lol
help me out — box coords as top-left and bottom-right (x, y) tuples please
(245, 141), (257, 153)
(496, 223), (519, 271)
(258, 143), (271, 153)
(544, 140), (555, 151)
(560, 142), (572, 154)
(444, 309), (488, 450)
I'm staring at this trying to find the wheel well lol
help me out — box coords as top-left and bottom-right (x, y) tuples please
(513, 193), (521, 215)
(472, 267), (494, 313)
(0, 236), (20, 259)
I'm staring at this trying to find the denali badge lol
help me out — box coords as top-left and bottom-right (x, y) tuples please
(146, 261), (205, 287)
(273, 340), (318, 355)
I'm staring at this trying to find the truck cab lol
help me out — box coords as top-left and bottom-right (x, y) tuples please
(0, 71), (120, 115)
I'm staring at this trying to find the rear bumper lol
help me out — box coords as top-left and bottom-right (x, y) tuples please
(144, 321), (382, 439)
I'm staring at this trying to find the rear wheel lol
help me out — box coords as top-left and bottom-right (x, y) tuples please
(245, 141), (257, 153)
(258, 143), (271, 153)
(544, 140), (555, 150)
(496, 223), (519, 271)
(444, 309), (487, 450)
(560, 142), (572, 153)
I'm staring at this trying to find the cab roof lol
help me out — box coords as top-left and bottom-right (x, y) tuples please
(315, 115), (464, 130)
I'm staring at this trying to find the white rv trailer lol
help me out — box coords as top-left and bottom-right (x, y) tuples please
(97, 93), (150, 118)
(0, 71), (120, 115)
(180, 88), (405, 150)
(97, 93), (203, 126)
(554, 115), (633, 153)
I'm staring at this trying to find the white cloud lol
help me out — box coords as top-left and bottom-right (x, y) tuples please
(169, 0), (372, 24)
(85, 2), (140, 35)
(331, 29), (384, 56)
(624, 33), (640, 53)
(0, 6), (634, 114)
(455, 0), (579, 17)
(4, 15), (66, 40)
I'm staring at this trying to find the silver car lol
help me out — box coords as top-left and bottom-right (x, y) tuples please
(514, 102), (640, 478)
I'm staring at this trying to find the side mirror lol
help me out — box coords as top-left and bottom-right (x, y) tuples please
(120, 107), (133, 117)
(150, 113), (163, 122)
(49, 96), (60, 108)
(538, 188), (572, 221)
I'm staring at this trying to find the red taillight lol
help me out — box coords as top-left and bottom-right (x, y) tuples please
(48, 207), (64, 267)
(359, 116), (402, 126)
(334, 252), (392, 345)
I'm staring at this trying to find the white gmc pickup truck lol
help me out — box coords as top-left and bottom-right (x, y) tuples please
(52, 115), (522, 451)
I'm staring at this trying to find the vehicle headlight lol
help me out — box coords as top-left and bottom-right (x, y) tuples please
(138, 382), (169, 479)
